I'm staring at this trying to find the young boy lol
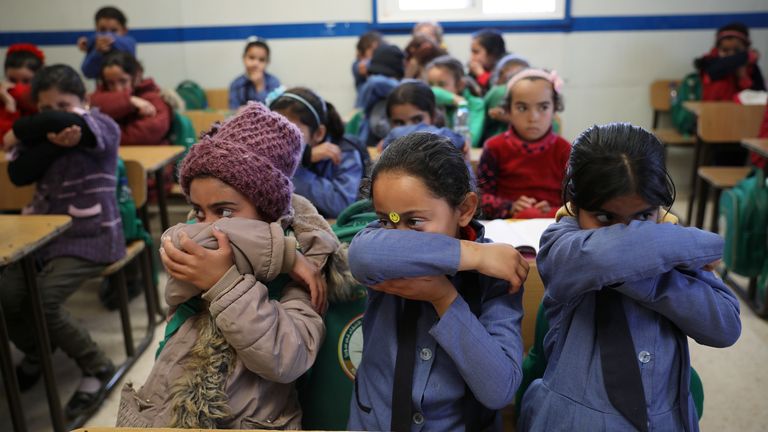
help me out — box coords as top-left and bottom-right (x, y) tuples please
(78, 6), (137, 79)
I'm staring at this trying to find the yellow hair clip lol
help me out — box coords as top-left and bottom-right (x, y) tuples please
(388, 211), (401, 224)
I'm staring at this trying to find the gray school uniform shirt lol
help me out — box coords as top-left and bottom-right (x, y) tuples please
(519, 217), (741, 432)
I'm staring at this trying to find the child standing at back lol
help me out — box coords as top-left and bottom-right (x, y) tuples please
(518, 123), (741, 432)
(229, 37), (281, 109)
(1, 44), (44, 137)
(77, 6), (137, 80)
(478, 68), (570, 219)
(1, 64), (123, 419)
(348, 133), (528, 431)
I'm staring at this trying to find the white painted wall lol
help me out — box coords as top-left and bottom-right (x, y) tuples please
(1, 0), (766, 143)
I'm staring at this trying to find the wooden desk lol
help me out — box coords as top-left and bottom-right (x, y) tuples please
(0, 215), (72, 432)
(119, 146), (186, 232)
(682, 101), (702, 116)
(185, 109), (231, 137)
(741, 138), (768, 159)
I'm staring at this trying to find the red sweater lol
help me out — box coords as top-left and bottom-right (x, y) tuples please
(478, 128), (571, 219)
(89, 78), (171, 145)
(0, 83), (37, 137)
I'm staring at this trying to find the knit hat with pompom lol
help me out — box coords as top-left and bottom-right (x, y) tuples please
(179, 102), (303, 222)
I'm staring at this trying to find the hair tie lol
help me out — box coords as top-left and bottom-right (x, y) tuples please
(6, 43), (45, 63)
(506, 68), (564, 94)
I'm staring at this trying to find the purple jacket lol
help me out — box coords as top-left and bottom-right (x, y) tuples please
(25, 108), (125, 263)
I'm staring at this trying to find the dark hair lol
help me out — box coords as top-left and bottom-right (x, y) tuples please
(270, 87), (345, 142)
(100, 51), (143, 80)
(243, 36), (270, 59)
(4, 50), (43, 73)
(95, 6), (127, 27)
(356, 31), (383, 55)
(368, 132), (473, 209)
(472, 29), (507, 64)
(563, 123), (675, 214)
(31, 64), (86, 102)
(413, 21), (444, 43)
(426, 55), (483, 97)
(716, 22), (751, 47)
(386, 80), (436, 120)
(503, 71), (565, 112)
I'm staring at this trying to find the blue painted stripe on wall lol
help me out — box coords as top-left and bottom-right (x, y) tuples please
(1, 12), (767, 47)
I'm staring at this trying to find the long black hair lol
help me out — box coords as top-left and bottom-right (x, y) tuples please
(563, 123), (675, 214)
(386, 80), (436, 121)
(100, 51), (143, 80)
(31, 64), (86, 102)
(472, 29), (507, 65)
(270, 87), (345, 143)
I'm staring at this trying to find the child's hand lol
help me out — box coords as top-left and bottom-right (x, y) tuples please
(453, 94), (467, 106)
(248, 70), (265, 90)
(77, 36), (89, 52)
(311, 142), (342, 165)
(3, 130), (20, 151)
(160, 227), (234, 291)
(512, 196), (536, 214)
(0, 82), (16, 113)
(290, 251), (328, 313)
(94, 34), (114, 53)
(372, 275), (458, 316)
(468, 60), (485, 78)
(703, 259), (721, 272)
(357, 60), (369, 77)
(47, 126), (82, 147)
(460, 241), (529, 293)
(488, 107), (508, 122)
(130, 96), (157, 117)
(534, 200), (551, 214)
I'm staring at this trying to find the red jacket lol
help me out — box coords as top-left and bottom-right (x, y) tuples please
(697, 48), (765, 101)
(90, 78), (171, 145)
(0, 83), (37, 137)
(478, 128), (571, 219)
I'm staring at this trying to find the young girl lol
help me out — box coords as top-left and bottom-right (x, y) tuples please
(478, 68), (571, 219)
(426, 55), (486, 148)
(484, 54), (529, 140)
(355, 44), (404, 147)
(352, 31), (383, 91)
(347, 132), (528, 431)
(117, 102), (347, 428)
(89, 51), (171, 145)
(269, 87), (366, 218)
(229, 36), (281, 109)
(1, 64), (123, 419)
(468, 29), (507, 93)
(518, 123), (741, 431)
(0, 43), (44, 137)
(694, 22), (765, 101)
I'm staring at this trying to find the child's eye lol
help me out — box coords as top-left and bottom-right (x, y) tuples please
(378, 219), (394, 229)
(515, 105), (527, 113)
(193, 208), (205, 222)
(595, 213), (612, 223)
(407, 219), (425, 230)
(218, 209), (234, 218)
(636, 212), (655, 221)
(392, 120), (405, 127)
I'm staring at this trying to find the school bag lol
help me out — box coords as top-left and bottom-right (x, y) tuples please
(719, 168), (768, 277)
(168, 110), (197, 151)
(670, 72), (701, 136)
(176, 80), (208, 110)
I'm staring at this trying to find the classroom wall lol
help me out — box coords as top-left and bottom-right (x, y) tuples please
(1, 0), (766, 142)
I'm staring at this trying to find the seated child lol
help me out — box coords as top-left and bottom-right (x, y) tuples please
(1, 64), (123, 419)
(468, 29), (507, 93)
(90, 52), (171, 145)
(117, 103), (337, 428)
(352, 31), (383, 91)
(1, 43), (44, 137)
(347, 132), (527, 431)
(270, 87), (366, 218)
(484, 54), (530, 140)
(404, 33), (446, 80)
(478, 68), (571, 219)
(229, 36), (281, 109)
(694, 22), (765, 101)
(355, 44), (404, 146)
(77, 6), (137, 79)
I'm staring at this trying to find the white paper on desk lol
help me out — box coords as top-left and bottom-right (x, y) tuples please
(737, 90), (768, 105)
(481, 218), (555, 256)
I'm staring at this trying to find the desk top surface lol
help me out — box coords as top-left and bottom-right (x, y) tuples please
(0, 215), (72, 265)
(741, 138), (768, 158)
(118, 145), (186, 172)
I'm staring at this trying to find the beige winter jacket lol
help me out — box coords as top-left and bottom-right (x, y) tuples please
(117, 195), (341, 429)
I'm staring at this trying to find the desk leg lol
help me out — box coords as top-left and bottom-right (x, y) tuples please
(686, 137), (703, 225)
(0, 298), (28, 432)
(155, 169), (169, 232)
(21, 257), (65, 432)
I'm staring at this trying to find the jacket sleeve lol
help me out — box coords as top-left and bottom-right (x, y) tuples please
(613, 269), (741, 348)
(90, 89), (136, 120)
(228, 77), (244, 110)
(81, 49), (104, 79)
(467, 93), (486, 148)
(203, 267), (325, 383)
(12, 111), (95, 145)
(478, 145), (513, 218)
(119, 92), (171, 144)
(537, 217), (724, 304)
(348, 226), (461, 285)
(291, 150), (363, 218)
(430, 275), (524, 409)
(111, 34), (136, 55)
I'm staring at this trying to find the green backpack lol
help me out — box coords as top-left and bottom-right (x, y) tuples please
(719, 168), (768, 277)
(670, 72), (701, 135)
(117, 158), (150, 244)
(168, 110), (197, 150)
(176, 80), (208, 110)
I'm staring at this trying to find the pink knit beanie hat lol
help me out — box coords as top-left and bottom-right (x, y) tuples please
(179, 102), (303, 222)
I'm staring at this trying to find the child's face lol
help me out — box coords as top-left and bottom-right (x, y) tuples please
(427, 66), (460, 95)
(190, 177), (261, 224)
(362, 42), (379, 60)
(389, 103), (433, 127)
(36, 88), (84, 112)
(577, 193), (659, 229)
(717, 37), (747, 58)
(96, 18), (127, 35)
(275, 109), (324, 146)
(509, 79), (555, 141)
(5, 67), (35, 86)
(102, 65), (134, 92)
(497, 63), (526, 86)
(372, 171), (474, 237)
(470, 39), (490, 70)
(243, 45), (269, 76)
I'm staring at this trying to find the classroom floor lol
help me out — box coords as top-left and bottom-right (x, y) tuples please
(2, 171), (768, 431)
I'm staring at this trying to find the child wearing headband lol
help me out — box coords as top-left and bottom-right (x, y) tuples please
(229, 37), (281, 108)
(478, 68), (571, 219)
(694, 22), (765, 101)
